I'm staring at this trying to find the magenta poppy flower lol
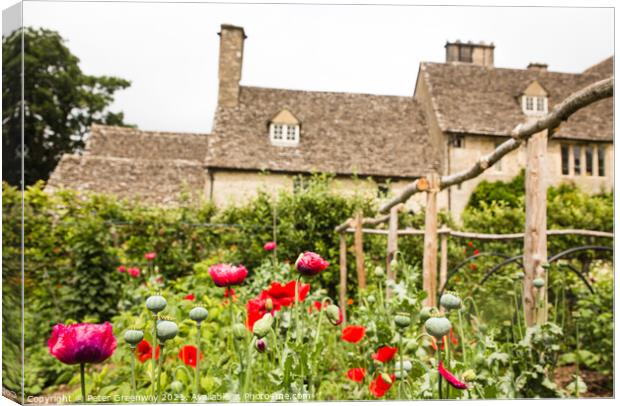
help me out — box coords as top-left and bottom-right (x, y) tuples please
(48, 322), (117, 365)
(263, 241), (277, 251)
(128, 267), (140, 278)
(208, 264), (248, 287)
(117, 265), (126, 273)
(438, 361), (468, 389)
(295, 252), (329, 277)
(145, 252), (156, 261)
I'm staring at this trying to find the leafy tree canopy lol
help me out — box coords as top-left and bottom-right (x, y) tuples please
(2, 27), (132, 186)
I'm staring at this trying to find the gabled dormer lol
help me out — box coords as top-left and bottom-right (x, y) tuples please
(520, 80), (548, 116)
(269, 109), (300, 147)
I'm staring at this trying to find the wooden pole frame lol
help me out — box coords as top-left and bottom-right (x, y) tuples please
(422, 173), (440, 307)
(353, 211), (366, 290)
(339, 232), (348, 325)
(385, 206), (399, 299)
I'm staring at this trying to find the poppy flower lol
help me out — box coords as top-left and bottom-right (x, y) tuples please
(117, 265), (126, 273)
(136, 339), (160, 363)
(469, 263), (478, 271)
(341, 325), (366, 343)
(473, 249), (480, 256)
(372, 346), (398, 363)
(246, 281), (310, 329)
(263, 241), (277, 251)
(467, 241), (473, 247)
(145, 252), (157, 261)
(128, 267), (140, 278)
(155, 276), (164, 284)
(431, 328), (458, 351)
(295, 252), (329, 277)
(369, 373), (395, 397)
(184, 294), (196, 301)
(347, 298), (354, 305)
(346, 368), (366, 382)
(438, 362), (468, 389)
(178, 345), (203, 368)
(308, 301), (324, 314)
(48, 322), (117, 365)
(208, 264), (248, 287)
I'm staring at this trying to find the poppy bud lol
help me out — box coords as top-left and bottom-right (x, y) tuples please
(514, 272), (525, 280)
(439, 293), (461, 311)
(397, 359), (413, 372)
(170, 380), (183, 393)
(255, 338), (267, 353)
(405, 339), (417, 352)
(380, 372), (393, 384)
(424, 316), (452, 339)
(419, 306), (436, 323)
(374, 266), (385, 278)
(326, 304), (343, 326)
(265, 298), (274, 311)
(533, 278), (545, 288)
(123, 330), (144, 347)
(390, 258), (398, 270)
(394, 370), (408, 380)
(367, 295), (376, 304)
(189, 306), (209, 323)
(253, 314), (274, 338)
(541, 262), (550, 270)
(146, 295), (167, 313)
(394, 314), (411, 329)
(462, 369), (477, 382)
(233, 323), (247, 340)
(156, 320), (178, 342)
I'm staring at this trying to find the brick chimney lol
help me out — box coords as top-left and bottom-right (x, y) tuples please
(527, 62), (548, 72)
(445, 40), (494, 67)
(217, 24), (246, 108)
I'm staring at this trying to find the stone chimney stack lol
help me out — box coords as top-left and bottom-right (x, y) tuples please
(445, 40), (494, 67)
(527, 62), (548, 72)
(217, 24), (246, 108)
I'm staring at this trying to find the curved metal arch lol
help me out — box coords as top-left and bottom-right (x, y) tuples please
(440, 252), (519, 295)
(478, 254), (525, 285)
(547, 245), (613, 264)
(554, 262), (595, 294)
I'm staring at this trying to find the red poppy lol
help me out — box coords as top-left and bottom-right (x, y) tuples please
(246, 281), (311, 329)
(469, 263), (478, 271)
(467, 241), (473, 247)
(145, 252), (157, 261)
(263, 241), (277, 251)
(347, 298), (354, 305)
(341, 325), (366, 343)
(308, 301), (324, 313)
(209, 264), (248, 287)
(128, 267), (140, 278)
(372, 346), (398, 363)
(438, 361), (468, 389)
(369, 373), (395, 397)
(473, 249), (480, 256)
(431, 328), (458, 351)
(346, 368), (366, 382)
(178, 345), (203, 368)
(295, 252), (329, 277)
(117, 265), (126, 273)
(136, 339), (159, 363)
(184, 294), (196, 301)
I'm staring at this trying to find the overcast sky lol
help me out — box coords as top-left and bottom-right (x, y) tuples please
(17, 1), (615, 133)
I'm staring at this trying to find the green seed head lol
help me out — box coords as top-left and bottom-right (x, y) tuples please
(367, 295), (376, 304)
(424, 316), (452, 339)
(394, 314), (411, 329)
(146, 295), (167, 313)
(233, 323), (248, 340)
(373, 266), (385, 278)
(252, 313), (274, 338)
(156, 320), (178, 342)
(462, 369), (477, 382)
(419, 306), (437, 323)
(189, 306), (209, 323)
(170, 380), (183, 393)
(439, 293), (462, 310)
(533, 278), (545, 288)
(123, 329), (144, 346)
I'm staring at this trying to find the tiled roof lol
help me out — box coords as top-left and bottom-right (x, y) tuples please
(205, 86), (439, 178)
(421, 57), (613, 141)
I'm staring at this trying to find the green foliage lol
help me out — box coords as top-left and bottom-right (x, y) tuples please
(2, 27), (131, 186)
(466, 170), (525, 209)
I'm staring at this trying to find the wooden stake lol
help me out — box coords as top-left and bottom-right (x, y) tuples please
(523, 130), (548, 327)
(339, 232), (348, 325)
(354, 212), (366, 290)
(385, 206), (399, 299)
(422, 173), (439, 307)
(439, 230), (448, 293)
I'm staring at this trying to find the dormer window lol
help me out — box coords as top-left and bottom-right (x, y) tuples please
(269, 109), (300, 147)
(521, 80), (548, 116)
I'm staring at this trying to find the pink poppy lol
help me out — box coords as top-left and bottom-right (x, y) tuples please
(263, 241), (277, 251)
(208, 264), (248, 287)
(117, 265), (126, 273)
(438, 361), (468, 389)
(128, 267), (140, 278)
(295, 252), (329, 277)
(48, 322), (117, 365)
(145, 252), (156, 261)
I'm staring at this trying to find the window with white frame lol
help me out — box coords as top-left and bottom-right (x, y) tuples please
(522, 95), (547, 115)
(270, 123), (300, 146)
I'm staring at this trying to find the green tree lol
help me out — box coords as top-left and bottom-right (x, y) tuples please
(2, 27), (131, 186)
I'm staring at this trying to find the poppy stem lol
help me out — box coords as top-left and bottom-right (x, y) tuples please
(151, 313), (157, 399)
(130, 346), (137, 397)
(437, 347), (443, 400)
(295, 276), (301, 345)
(80, 363), (86, 403)
(155, 343), (164, 403)
(229, 296), (244, 390)
(399, 334), (404, 399)
(195, 322), (201, 398)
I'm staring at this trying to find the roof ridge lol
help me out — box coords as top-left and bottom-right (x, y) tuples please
(75, 153), (205, 166)
(240, 85), (415, 101)
(91, 124), (210, 137)
(420, 61), (589, 77)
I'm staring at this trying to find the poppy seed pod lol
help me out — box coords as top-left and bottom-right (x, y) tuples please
(170, 380), (183, 393)
(156, 320), (179, 342)
(255, 338), (267, 353)
(367, 295), (376, 304)
(533, 278), (545, 288)
(233, 323), (247, 340)
(462, 369), (477, 382)
(401, 359), (413, 372)
(374, 266), (385, 278)
(189, 306), (209, 323)
(394, 314), (411, 329)
(123, 329), (144, 347)
(424, 316), (452, 339)
(253, 314), (274, 338)
(326, 304), (343, 326)
(146, 295), (167, 313)
(440, 293), (462, 311)
(419, 306), (436, 323)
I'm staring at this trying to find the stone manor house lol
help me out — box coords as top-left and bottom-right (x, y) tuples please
(47, 24), (614, 218)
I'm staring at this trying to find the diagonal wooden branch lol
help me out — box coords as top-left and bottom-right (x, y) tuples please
(379, 76), (613, 214)
(334, 213), (390, 233)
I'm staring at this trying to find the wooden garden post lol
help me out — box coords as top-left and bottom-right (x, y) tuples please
(523, 129), (548, 327)
(354, 212), (366, 290)
(422, 173), (439, 307)
(439, 228), (449, 293)
(339, 232), (348, 325)
(385, 206), (399, 299)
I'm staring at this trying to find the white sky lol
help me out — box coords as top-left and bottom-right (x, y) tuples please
(13, 0), (616, 133)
